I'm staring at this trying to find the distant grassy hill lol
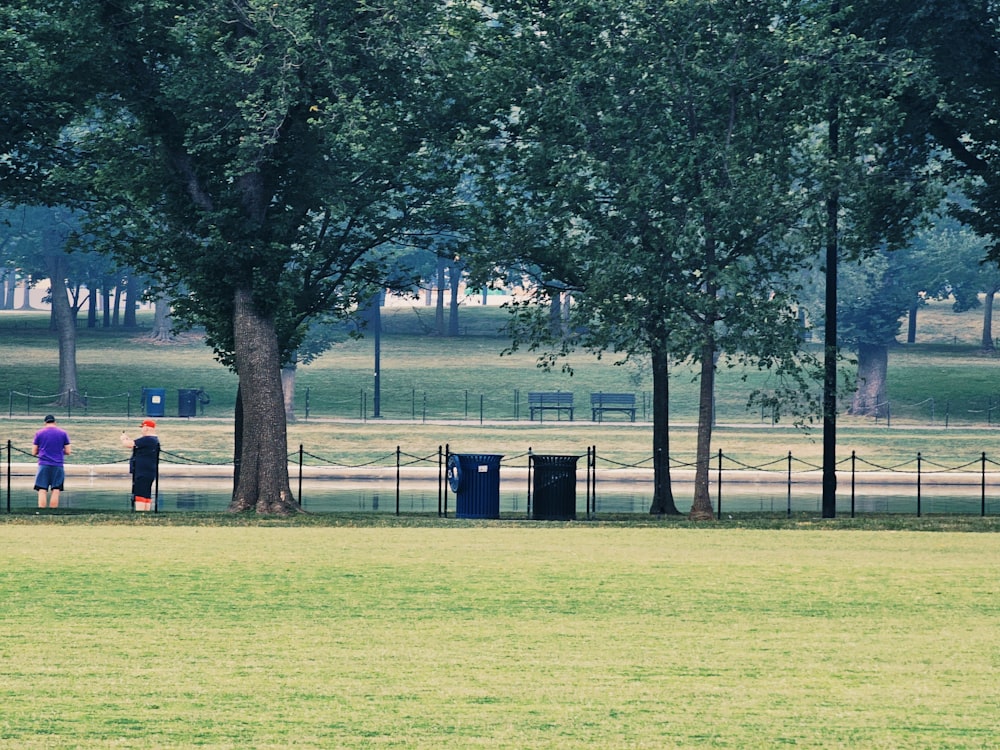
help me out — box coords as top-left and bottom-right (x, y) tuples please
(0, 296), (996, 427)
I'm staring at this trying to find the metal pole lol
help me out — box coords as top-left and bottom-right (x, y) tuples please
(851, 450), (856, 519)
(716, 448), (723, 520)
(298, 444), (304, 508)
(786, 451), (792, 518)
(982, 452), (987, 517)
(917, 452), (922, 518)
(527, 448), (532, 520)
(395, 446), (400, 516)
(153, 443), (160, 513)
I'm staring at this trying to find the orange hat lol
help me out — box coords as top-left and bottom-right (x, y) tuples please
(141, 419), (157, 428)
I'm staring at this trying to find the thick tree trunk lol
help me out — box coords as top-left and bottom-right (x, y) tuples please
(4, 271), (16, 309)
(150, 294), (174, 342)
(907, 301), (918, 344)
(648, 347), (679, 515)
(982, 287), (997, 352)
(123, 278), (138, 328)
(227, 284), (297, 514)
(849, 342), (888, 416)
(112, 282), (123, 326)
(18, 276), (34, 309)
(690, 341), (716, 521)
(44, 250), (85, 409)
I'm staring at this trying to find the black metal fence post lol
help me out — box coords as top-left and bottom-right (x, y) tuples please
(716, 448), (722, 520)
(526, 447), (532, 519)
(982, 452), (987, 517)
(298, 444), (304, 508)
(917, 452), (922, 517)
(395, 446), (401, 516)
(786, 451), (792, 518)
(437, 445), (443, 517)
(851, 451), (856, 519)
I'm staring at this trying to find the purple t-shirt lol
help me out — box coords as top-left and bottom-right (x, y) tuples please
(34, 426), (71, 466)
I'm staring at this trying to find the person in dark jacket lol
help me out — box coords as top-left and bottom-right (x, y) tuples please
(120, 419), (160, 511)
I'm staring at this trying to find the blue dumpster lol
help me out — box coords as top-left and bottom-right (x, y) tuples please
(447, 453), (503, 519)
(178, 389), (199, 417)
(143, 387), (166, 418)
(531, 455), (580, 520)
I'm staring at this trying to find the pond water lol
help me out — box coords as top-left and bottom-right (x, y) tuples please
(4, 476), (997, 516)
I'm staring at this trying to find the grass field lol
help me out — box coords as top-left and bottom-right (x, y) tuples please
(3, 303), (999, 747)
(1, 519), (998, 748)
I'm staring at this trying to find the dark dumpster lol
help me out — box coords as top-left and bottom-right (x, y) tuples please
(143, 387), (166, 418)
(531, 455), (580, 520)
(447, 453), (503, 519)
(178, 388), (199, 417)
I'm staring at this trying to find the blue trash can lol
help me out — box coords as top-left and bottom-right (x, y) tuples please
(531, 455), (580, 520)
(143, 387), (166, 418)
(448, 453), (503, 519)
(178, 389), (199, 417)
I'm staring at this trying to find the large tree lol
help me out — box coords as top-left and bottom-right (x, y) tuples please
(26, 0), (481, 512)
(472, 0), (828, 517)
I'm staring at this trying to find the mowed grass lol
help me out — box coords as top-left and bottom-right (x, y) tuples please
(1, 522), (998, 749)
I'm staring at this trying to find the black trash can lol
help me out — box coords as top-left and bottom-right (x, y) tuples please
(531, 455), (580, 520)
(178, 389), (199, 417)
(448, 453), (503, 519)
(143, 387), (166, 418)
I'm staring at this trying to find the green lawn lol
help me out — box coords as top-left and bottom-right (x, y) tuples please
(1, 521), (997, 748)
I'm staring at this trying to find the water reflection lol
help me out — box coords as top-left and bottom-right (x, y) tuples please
(2, 477), (996, 515)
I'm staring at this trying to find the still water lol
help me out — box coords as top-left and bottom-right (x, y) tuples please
(3, 477), (996, 516)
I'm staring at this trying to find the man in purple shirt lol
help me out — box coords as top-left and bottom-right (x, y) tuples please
(32, 414), (71, 508)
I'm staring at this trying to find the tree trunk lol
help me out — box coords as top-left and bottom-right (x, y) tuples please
(4, 271), (16, 309)
(689, 340), (716, 521)
(87, 285), (98, 328)
(112, 282), (123, 326)
(648, 347), (679, 515)
(435, 256), (446, 335)
(549, 290), (562, 336)
(282, 361), (297, 423)
(44, 248), (85, 409)
(448, 261), (461, 336)
(102, 286), (112, 327)
(227, 284), (297, 514)
(906, 300), (918, 344)
(150, 294), (174, 341)
(123, 278), (138, 328)
(849, 342), (888, 416)
(982, 287), (997, 352)
(18, 276), (34, 309)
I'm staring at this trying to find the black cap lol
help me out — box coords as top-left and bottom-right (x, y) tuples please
(44, 414), (56, 423)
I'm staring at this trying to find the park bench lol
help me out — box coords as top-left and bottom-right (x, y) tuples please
(528, 391), (575, 421)
(590, 392), (636, 422)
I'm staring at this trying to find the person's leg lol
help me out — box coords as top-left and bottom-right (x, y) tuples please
(34, 467), (49, 508)
(46, 467), (65, 509)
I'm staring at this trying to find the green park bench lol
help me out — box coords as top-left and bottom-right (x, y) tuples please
(590, 392), (636, 422)
(528, 391), (574, 421)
